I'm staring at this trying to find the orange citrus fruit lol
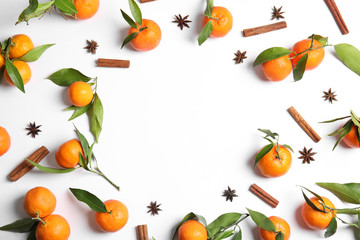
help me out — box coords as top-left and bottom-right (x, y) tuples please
(9, 34), (34, 59)
(73, 0), (99, 20)
(0, 126), (11, 157)
(23, 187), (56, 218)
(95, 199), (129, 232)
(36, 214), (71, 240)
(342, 125), (360, 148)
(256, 145), (292, 177)
(202, 6), (233, 38)
(289, 39), (325, 70)
(259, 216), (291, 240)
(178, 220), (207, 240)
(261, 55), (292, 82)
(0, 55), (5, 68)
(128, 19), (161, 52)
(55, 139), (84, 168)
(4, 60), (31, 86)
(68, 81), (93, 107)
(302, 196), (336, 230)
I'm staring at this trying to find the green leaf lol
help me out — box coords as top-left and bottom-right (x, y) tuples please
(308, 34), (328, 46)
(253, 47), (291, 67)
(121, 32), (138, 49)
(324, 217), (337, 238)
(336, 216), (359, 228)
(232, 230), (242, 240)
(27, 222), (38, 240)
(26, 159), (76, 173)
(74, 126), (90, 159)
(282, 144), (293, 153)
(66, 104), (91, 121)
(69, 188), (108, 213)
(17, 0), (38, 24)
(301, 186), (325, 204)
(2, 38), (12, 54)
(316, 182), (360, 204)
(78, 152), (89, 170)
(351, 110), (360, 128)
(258, 128), (278, 139)
(293, 53), (308, 81)
(213, 230), (234, 240)
(54, 0), (77, 14)
(120, 9), (137, 29)
(172, 212), (207, 240)
(17, 1), (55, 24)
(197, 21), (213, 46)
(5, 59), (25, 93)
(19, 44), (55, 62)
(204, 0), (214, 16)
(332, 120), (353, 150)
(301, 189), (326, 213)
(207, 213), (242, 237)
(47, 68), (92, 86)
(358, 214), (360, 239)
(246, 208), (275, 232)
(0, 66), (5, 85)
(0, 218), (36, 233)
(335, 43), (360, 76)
(276, 232), (285, 240)
(128, 0), (142, 25)
(254, 143), (274, 167)
(89, 93), (103, 143)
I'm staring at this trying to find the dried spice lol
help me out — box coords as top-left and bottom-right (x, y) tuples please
(271, 6), (285, 20)
(147, 201), (162, 216)
(223, 186), (238, 202)
(323, 88), (337, 104)
(172, 14), (191, 30)
(233, 50), (247, 64)
(299, 147), (316, 164)
(26, 122), (42, 138)
(84, 40), (99, 54)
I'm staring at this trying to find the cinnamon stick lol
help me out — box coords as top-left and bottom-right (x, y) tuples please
(288, 106), (321, 143)
(325, 0), (349, 35)
(243, 21), (287, 37)
(140, 0), (155, 3)
(136, 225), (148, 240)
(97, 58), (130, 68)
(250, 184), (279, 208)
(9, 146), (49, 182)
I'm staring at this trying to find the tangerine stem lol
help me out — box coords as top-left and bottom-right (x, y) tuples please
(32, 216), (45, 225)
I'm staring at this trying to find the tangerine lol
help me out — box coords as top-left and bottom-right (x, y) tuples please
(259, 216), (291, 240)
(36, 214), (71, 240)
(4, 60), (31, 86)
(301, 196), (336, 230)
(128, 19), (161, 51)
(178, 220), (207, 240)
(0, 126), (11, 157)
(342, 125), (360, 148)
(9, 34), (34, 59)
(256, 145), (292, 177)
(55, 139), (84, 168)
(23, 187), (56, 218)
(0, 55), (5, 68)
(261, 55), (292, 82)
(289, 39), (325, 70)
(68, 81), (93, 107)
(95, 199), (129, 232)
(202, 6), (233, 38)
(73, 0), (99, 20)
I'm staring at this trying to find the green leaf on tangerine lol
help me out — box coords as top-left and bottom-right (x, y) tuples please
(293, 53), (308, 81)
(54, 0), (77, 15)
(69, 188), (108, 213)
(27, 222), (38, 240)
(0, 66), (5, 85)
(253, 47), (291, 67)
(246, 208), (275, 232)
(207, 213), (242, 237)
(332, 120), (353, 150)
(213, 230), (234, 240)
(121, 9), (137, 29)
(276, 231), (285, 240)
(0, 218), (36, 233)
(26, 159), (76, 173)
(19, 44), (55, 62)
(198, 21), (213, 46)
(204, 0), (214, 16)
(335, 43), (360, 76)
(301, 186), (325, 203)
(65, 104), (91, 121)
(121, 32), (138, 49)
(316, 182), (360, 204)
(5, 59), (25, 93)
(47, 68), (92, 86)
(128, 0), (142, 25)
(324, 216), (337, 238)
(172, 212), (207, 240)
(282, 144), (293, 153)
(301, 189), (326, 213)
(254, 143), (273, 167)
(350, 110), (360, 128)
(17, 0), (38, 24)
(308, 34), (328, 46)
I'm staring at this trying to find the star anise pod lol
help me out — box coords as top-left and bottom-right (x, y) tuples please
(172, 14), (192, 30)
(147, 201), (162, 216)
(26, 122), (42, 138)
(84, 40), (99, 54)
(233, 50), (247, 64)
(323, 88), (337, 104)
(299, 147), (316, 164)
(222, 186), (238, 202)
(271, 6), (285, 20)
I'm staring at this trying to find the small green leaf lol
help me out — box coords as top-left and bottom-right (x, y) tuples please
(26, 222), (38, 240)
(350, 110), (360, 128)
(333, 120), (353, 150)
(17, 1), (55, 24)
(128, 0), (142, 25)
(5, 59), (25, 93)
(17, 0), (38, 24)
(213, 230), (234, 240)
(207, 213), (242, 237)
(358, 214), (360, 238)
(335, 43), (360, 76)
(232, 229), (242, 240)
(258, 128), (278, 139)
(69, 188), (108, 213)
(198, 21), (213, 46)
(88, 93), (103, 143)
(121, 32), (138, 49)
(276, 232), (285, 240)
(0, 218), (36, 233)
(316, 182), (360, 204)
(78, 152), (89, 170)
(47, 68), (92, 86)
(0, 66), (5, 85)
(282, 144), (293, 153)
(301, 189), (326, 213)
(308, 34), (328, 46)
(54, 0), (77, 14)
(293, 53), (308, 81)
(3, 38), (12, 56)
(27, 159), (76, 173)
(19, 44), (55, 62)
(324, 217), (337, 238)
(66, 104), (91, 121)
(254, 144), (274, 167)
(74, 126), (90, 159)
(253, 47), (291, 67)
(172, 212), (207, 240)
(301, 186), (325, 204)
(120, 9), (137, 29)
(246, 208), (275, 232)
(204, 0), (214, 16)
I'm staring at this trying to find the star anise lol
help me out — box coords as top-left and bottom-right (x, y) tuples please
(323, 88), (337, 104)
(84, 40), (99, 54)
(147, 201), (162, 216)
(26, 122), (42, 138)
(222, 186), (238, 202)
(271, 6), (285, 20)
(233, 50), (247, 64)
(172, 14), (192, 30)
(299, 147), (316, 164)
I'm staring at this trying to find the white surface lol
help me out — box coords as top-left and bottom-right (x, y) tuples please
(1, 0), (360, 239)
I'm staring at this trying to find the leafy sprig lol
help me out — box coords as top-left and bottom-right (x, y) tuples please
(69, 188), (109, 213)
(198, 0), (215, 46)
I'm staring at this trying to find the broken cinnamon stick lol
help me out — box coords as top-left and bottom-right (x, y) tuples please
(9, 146), (49, 182)
(97, 58), (130, 68)
(250, 184), (279, 208)
(140, 0), (155, 3)
(288, 106), (321, 143)
(325, 0), (349, 35)
(136, 225), (149, 240)
(243, 21), (287, 37)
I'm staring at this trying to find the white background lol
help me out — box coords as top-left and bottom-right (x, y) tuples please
(1, 0), (360, 239)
